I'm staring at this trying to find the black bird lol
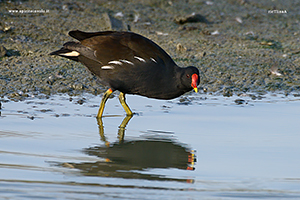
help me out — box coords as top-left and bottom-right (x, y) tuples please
(50, 30), (200, 117)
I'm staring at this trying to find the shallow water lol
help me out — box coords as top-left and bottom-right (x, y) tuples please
(1, 93), (300, 199)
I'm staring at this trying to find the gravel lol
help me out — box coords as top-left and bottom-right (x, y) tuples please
(0, 0), (300, 101)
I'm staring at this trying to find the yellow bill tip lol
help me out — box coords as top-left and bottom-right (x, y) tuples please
(194, 87), (198, 93)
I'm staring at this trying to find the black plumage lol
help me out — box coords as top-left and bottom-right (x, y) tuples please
(50, 30), (200, 117)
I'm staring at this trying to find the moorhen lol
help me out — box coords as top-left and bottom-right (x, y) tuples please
(50, 30), (200, 117)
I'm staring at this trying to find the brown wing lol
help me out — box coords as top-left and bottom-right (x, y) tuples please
(70, 31), (176, 68)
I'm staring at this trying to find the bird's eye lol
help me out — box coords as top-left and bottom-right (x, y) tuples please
(186, 74), (190, 78)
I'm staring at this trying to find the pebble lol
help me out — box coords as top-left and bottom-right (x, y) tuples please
(176, 43), (187, 52)
(235, 17), (243, 23)
(76, 98), (86, 105)
(211, 30), (220, 35)
(269, 66), (282, 76)
(178, 26), (198, 31)
(103, 13), (126, 31)
(62, 162), (75, 168)
(234, 99), (245, 105)
(156, 31), (168, 36)
(0, 45), (7, 57)
(174, 13), (210, 24)
(114, 12), (124, 17)
(27, 116), (35, 120)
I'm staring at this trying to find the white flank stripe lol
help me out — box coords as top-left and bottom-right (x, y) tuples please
(61, 51), (80, 57)
(134, 56), (146, 62)
(120, 59), (134, 65)
(108, 60), (123, 65)
(150, 57), (157, 63)
(101, 65), (114, 70)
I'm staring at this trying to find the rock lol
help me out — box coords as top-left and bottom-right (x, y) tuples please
(195, 52), (206, 59)
(176, 43), (187, 52)
(0, 45), (7, 57)
(235, 17), (243, 23)
(76, 98), (86, 105)
(62, 2), (83, 11)
(211, 30), (220, 35)
(102, 13), (127, 31)
(269, 66), (282, 76)
(234, 99), (245, 105)
(155, 31), (168, 36)
(178, 26), (198, 31)
(27, 116), (35, 120)
(62, 162), (75, 168)
(0, 25), (13, 33)
(174, 13), (211, 25)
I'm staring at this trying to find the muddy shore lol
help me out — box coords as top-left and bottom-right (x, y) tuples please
(0, 0), (299, 101)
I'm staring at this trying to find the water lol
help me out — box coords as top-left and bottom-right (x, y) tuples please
(1, 93), (300, 199)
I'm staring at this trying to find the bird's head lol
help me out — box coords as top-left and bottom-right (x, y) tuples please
(182, 66), (200, 93)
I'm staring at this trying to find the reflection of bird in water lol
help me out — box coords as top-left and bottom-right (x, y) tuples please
(50, 30), (200, 117)
(59, 115), (196, 182)
(84, 138), (196, 170)
(61, 138), (196, 182)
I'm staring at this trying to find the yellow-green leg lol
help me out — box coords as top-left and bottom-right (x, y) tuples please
(97, 88), (113, 118)
(118, 92), (133, 116)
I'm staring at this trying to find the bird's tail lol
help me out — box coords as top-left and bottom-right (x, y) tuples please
(49, 42), (82, 62)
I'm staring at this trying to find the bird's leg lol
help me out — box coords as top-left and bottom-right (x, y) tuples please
(97, 88), (113, 118)
(118, 92), (133, 116)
